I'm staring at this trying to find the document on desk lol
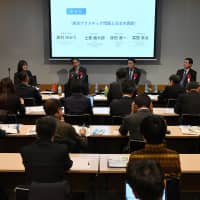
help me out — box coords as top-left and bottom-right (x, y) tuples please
(107, 156), (128, 168)
(179, 126), (200, 135)
(92, 107), (110, 115)
(25, 106), (44, 114)
(0, 124), (20, 134)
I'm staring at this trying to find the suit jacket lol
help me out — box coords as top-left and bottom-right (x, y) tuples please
(64, 66), (89, 97)
(126, 67), (141, 85)
(0, 94), (25, 116)
(54, 118), (88, 152)
(176, 68), (197, 87)
(20, 140), (73, 183)
(158, 84), (185, 102)
(14, 70), (36, 86)
(119, 109), (152, 140)
(64, 93), (92, 115)
(129, 143), (181, 177)
(174, 91), (200, 115)
(16, 83), (42, 105)
(110, 96), (134, 116)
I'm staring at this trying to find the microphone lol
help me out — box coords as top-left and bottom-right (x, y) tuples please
(8, 68), (11, 79)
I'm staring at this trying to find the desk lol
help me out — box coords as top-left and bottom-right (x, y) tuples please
(41, 93), (64, 101)
(0, 125), (199, 153)
(0, 153), (99, 192)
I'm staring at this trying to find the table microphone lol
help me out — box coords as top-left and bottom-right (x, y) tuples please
(8, 68), (11, 79)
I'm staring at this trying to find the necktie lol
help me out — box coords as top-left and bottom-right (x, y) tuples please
(129, 70), (133, 80)
(180, 70), (187, 87)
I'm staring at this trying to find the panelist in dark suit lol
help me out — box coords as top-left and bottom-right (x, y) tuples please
(158, 74), (185, 103)
(64, 80), (92, 115)
(174, 82), (200, 115)
(0, 77), (25, 117)
(176, 57), (197, 88)
(20, 116), (73, 183)
(64, 58), (89, 97)
(126, 58), (141, 85)
(15, 71), (42, 105)
(119, 94), (153, 140)
(14, 60), (36, 86)
(110, 80), (136, 116)
(44, 99), (88, 152)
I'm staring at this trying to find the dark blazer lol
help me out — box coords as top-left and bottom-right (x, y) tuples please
(64, 93), (92, 115)
(158, 84), (185, 102)
(16, 83), (42, 105)
(176, 68), (197, 87)
(126, 67), (141, 85)
(54, 118), (88, 152)
(174, 91), (200, 115)
(119, 109), (152, 140)
(0, 95), (25, 116)
(64, 66), (89, 97)
(20, 140), (73, 183)
(110, 96), (134, 116)
(14, 70), (36, 86)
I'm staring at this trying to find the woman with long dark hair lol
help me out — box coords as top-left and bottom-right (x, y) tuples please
(14, 60), (36, 85)
(0, 77), (25, 116)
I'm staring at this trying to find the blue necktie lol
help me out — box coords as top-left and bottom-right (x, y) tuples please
(180, 70), (187, 87)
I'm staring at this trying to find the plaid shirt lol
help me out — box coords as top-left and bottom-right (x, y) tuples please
(129, 143), (181, 177)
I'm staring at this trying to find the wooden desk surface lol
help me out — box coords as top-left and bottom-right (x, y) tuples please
(0, 153), (99, 174)
(92, 107), (110, 116)
(41, 93), (64, 101)
(3, 125), (199, 139)
(180, 154), (200, 174)
(153, 107), (179, 117)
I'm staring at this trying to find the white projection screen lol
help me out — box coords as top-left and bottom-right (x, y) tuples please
(49, 0), (158, 60)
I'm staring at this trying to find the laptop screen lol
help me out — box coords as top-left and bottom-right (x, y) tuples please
(125, 183), (166, 200)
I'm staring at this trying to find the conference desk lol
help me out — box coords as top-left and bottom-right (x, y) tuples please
(0, 124), (199, 153)
(0, 153), (99, 192)
(98, 154), (200, 192)
(0, 153), (199, 194)
(22, 106), (179, 125)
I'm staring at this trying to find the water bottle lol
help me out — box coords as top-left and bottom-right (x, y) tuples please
(95, 83), (98, 94)
(58, 84), (62, 96)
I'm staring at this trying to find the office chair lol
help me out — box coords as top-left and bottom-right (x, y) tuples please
(180, 114), (200, 125)
(63, 113), (90, 126)
(23, 98), (36, 106)
(167, 98), (177, 108)
(129, 139), (145, 153)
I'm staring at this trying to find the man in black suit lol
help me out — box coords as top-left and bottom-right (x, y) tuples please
(126, 58), (141, 85)
(64, 80), (92, 115)
(174, 82), (200, 115)
(20, 116), (73, 183)
(119, 94), (153, 140)
(15, 71), (42, 105)
(64, 58), (89, 97)
(158, 74), (185, 103)
(110, 80), (136, 116)
(176, 57), (197, 88)
(108, 68), (135, 104)
(44, 99), (88, 152)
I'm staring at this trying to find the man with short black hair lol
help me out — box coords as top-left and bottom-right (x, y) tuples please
(175, 81), (200, 114)
(107, 67), (129, 104)
(158, 74), (185, 103)
(64, 80), (92, 115)
(44, 99), (87, 152)
(126, 58), (141, 85)
(176, 57), (196, 87)
(119, 94), (153, 140)
(129, 115), (180, 177)
(127, 159), (165, 200)
(15, 71), (42, 105)
(20, 116), (73, 183)
(110, 80), (136, 116)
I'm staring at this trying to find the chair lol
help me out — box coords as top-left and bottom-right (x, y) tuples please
(24, 98), (36, 106)
(129, 139), (145, 153)
(0, 109), (17, 123)
(180, 114), (200, 125)
(63, 114), (90, 126)
(167, 98), (176, 107)
(16, 181), (70, 200)
(166, 176), (180, 200)
(112, 116), (123, 125)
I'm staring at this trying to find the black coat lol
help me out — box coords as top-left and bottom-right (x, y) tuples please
(20, 140), (73, 183)
(126, 67), (141, 85)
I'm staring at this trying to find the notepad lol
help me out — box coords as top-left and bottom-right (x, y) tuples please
(107, 157), (128, 168)
(180, 126), (200, 135)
